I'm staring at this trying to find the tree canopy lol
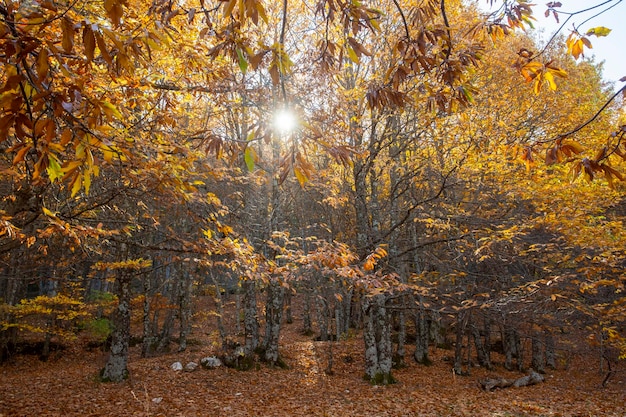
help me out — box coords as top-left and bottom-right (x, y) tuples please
(1, 0), (625, 387)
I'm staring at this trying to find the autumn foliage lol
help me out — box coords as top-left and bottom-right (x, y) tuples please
(1, 0), (626, 414)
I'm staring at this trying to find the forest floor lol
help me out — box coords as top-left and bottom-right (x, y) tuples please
(0, 296), (624, 417)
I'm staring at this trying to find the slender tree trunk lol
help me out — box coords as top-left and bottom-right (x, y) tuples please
(302, 289), (313, 335)
(263, 280), (285, 365)
(394, 309), (406, 367)
(235, 290), (242, 335)
(177, 271), (193, 352)
(545, 331), (556, 370)
(316, 290), (329, 342)
(414, 297), (430, 365)
(156, 307), (175, 353)
(141, 276), (155, 358)
(472, 315), (491, 369)
(156, 263), (177, 353)
(284, 290), (293, 324)
(342, 288), (352, 334)
(243, 279), (259, 355)
(532, 332), (545, 373)
(363, 294), (394, 384)
(504, 326), (524, 371)
(211, 271), (226, 342)
(453, 310), (467, 375)
(101, 272), (131, 382)
(515, 330), (524, 372)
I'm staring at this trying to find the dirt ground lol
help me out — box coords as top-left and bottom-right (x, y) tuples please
(1, 298), (624, 417)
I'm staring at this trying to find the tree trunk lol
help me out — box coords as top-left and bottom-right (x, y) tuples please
(284, 290), (293, 324)
(394, 309), (406, 367)
(453, 310), (467, 375)
(155, 263), (177, 354)
(302, 289), (313, 335)
(472, 316), (491, 369)
(243, 279), (259, 355)
(101, 273), (131, 382)
(545, 331), (556, 370)
(504, 326), (524, 372)
(263, 280), (285, 365)
(177, 270), (193, 352)
(141, 277), (155, 358)
(480, 371), (544, 391)
(211, 271), (226, 342)
(531, 333), (545, 373)
(316, 288), (329, 341)
(342, 288), (352, 334)
(414, 299), (430, 365)
(363, 294), (394, 384)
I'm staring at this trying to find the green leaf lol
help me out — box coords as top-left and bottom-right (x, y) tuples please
(346, 46), (359, 64)
(101, 101), (122, 120)
(236, 48), (248, 74)
(586, 26), (611, 37)
(47, 155), (63, 182)
(244, 146), (256, 172)
(460, 85), (474, 104)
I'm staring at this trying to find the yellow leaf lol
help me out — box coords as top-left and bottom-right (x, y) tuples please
(46, 154), (63, 182)
(100, 101), (122, 121)
(586, 26), (611, 37)
(294, 166), (308, 186)
(84, 170), (92, 194)
(70, 172), (82, 197)
(346, 46), (359, 64)
(544, 71), (556, 91)
(42, 206), (56, 218)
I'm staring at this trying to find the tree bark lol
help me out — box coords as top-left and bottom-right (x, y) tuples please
(363, 294), (394, 384)
(545, 331), (556, 370)
(243, 279), (259, 355)
(531, 332), (545, 373)
(101, 272), (131, 382)
(316, 289), (329, 341)
(141, 276), (155, 358)
(480, 371), (544, 391)
(414, 298), (430, 365)
(453, 310), (467, 375)
(472, 316), (491, 369)
(284, 289), (293, 324)
(504, 326), (524, 372)
(177, 270), (193, 352)
(263, 280), (285, 365)
(302, 289), (313, 335)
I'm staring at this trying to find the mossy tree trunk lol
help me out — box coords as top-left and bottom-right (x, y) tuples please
(263, 279), (284, 365)
(243, 279), (259, 355)
(531, 330), (545, 373)
(101, 270), (131, 382)
(363, 294), (394, 384)
(504, 326), (524, 372)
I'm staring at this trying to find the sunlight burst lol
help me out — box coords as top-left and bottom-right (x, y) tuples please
(273, 109), (297, 135)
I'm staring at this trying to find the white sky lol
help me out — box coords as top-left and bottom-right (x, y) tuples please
(479, 0), (626, 89)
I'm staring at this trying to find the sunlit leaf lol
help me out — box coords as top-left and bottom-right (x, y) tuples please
(586, 27), (612, 37)
(244, 146), (256, 172)
(236, 48), (248, 74)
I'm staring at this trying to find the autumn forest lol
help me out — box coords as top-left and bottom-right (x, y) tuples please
(1, 0), (625, 415)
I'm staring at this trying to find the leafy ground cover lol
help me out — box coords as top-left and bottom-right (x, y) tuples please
(1, 300), (624, 417)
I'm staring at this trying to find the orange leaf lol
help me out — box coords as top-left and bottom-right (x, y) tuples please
(83, 25), (96, 62)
